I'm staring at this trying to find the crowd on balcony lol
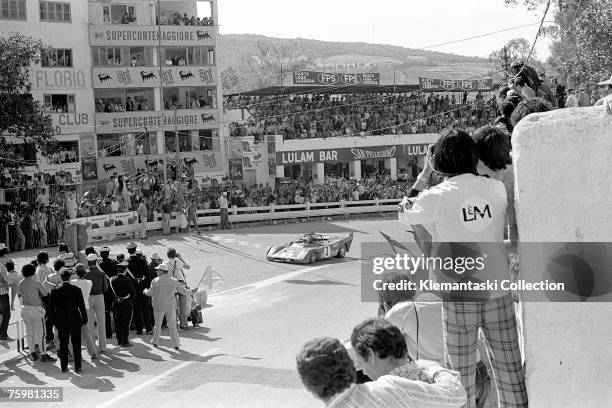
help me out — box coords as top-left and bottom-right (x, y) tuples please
(156, 13), (214, 26)
(227, 92), (498, 139)
(95, 98), (152, 113)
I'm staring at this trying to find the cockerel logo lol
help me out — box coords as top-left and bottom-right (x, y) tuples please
(179, 71), (194, 81)
(196, 30), (211, 40)
(98, 73), (112, 83)
(183, 158), (199, 166)
(141, 71), (156, 81)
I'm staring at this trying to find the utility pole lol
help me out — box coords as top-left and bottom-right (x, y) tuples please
(502, 46), (510, 78)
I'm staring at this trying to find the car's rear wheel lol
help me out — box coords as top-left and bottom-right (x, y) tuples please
(336, 245), (347, 258)
(309, 252), (317, 263)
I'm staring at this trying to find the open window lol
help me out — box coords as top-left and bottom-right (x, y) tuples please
(102, 4), (136, 24)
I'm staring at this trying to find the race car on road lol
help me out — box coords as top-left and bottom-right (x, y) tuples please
(266, 232), (354, 264)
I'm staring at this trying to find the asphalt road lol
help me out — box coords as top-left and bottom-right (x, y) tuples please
(0, 216), (413, 408)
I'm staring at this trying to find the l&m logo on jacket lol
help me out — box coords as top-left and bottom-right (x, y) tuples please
(460, 197), (493, 232)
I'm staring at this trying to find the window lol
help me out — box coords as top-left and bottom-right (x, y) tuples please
(198, 129), (213, 151)
(92, 47), (153, 67)
(48, 141), (79, 164)
(163, 86), (215, 110)
(6, 143), (36, 162)
(94, 88), (154, 112)
(163, 47), (214, 66)
(40, 1), (71, 22)
(97, 133), (154, 157)
(103, 4), (135, 25)
(43, 94), (75, 113)
(165, 131), (193, 154)
(0, 0), (26, 20)
(41, 49), (72, 67)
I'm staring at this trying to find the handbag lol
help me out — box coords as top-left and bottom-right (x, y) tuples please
(189, 303), (203, 326)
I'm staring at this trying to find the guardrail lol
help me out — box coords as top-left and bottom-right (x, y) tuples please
(70, 199), (402, 243)
(146, 198), (403, 231)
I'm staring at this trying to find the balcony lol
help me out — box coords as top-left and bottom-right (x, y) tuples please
(92, 66), (217, 88)
(95, 108), (218, 134)
(89, 25), (217, 46)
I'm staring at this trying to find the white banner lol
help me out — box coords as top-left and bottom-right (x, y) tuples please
(66, 211), (139, 229)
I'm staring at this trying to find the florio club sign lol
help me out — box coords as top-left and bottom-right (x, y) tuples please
(89, 26), (215, 46)
(276, 144), (430, 165)
(93, 66), (216, 88)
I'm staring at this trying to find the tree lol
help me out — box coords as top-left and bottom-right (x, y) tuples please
(0, 32), (56, 173)
(221, 66), (240, 95)
(502, 0), (612, 85)
(489, 38), (539, 77)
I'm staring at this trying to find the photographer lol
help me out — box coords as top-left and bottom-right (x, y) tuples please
(398, 130), (527, 408)
(166, 248), (191, 330)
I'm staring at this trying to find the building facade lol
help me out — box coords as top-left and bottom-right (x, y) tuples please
(1, 0), (224, 188)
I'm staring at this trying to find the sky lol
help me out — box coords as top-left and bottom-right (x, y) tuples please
(199, 0), (552, 60)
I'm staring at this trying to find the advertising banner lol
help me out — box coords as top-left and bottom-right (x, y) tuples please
(92, 66), (216, 88)
(89, 25), (215, 46)
(229, 159), (243, 180)
(96, 151), (222, 179)
(276, 145), (402, 165)
(22, 161), (83, 184)
(293, 71), (380, 86)
(95, 108), (217, 133)
(241, 139), (264, 169)
(418, 77), (493, 92)
(66, 211), (139, 229)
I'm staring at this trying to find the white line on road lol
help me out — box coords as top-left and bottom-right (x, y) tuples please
(210, 264), (330, 299)
(93, 347), (221, 408)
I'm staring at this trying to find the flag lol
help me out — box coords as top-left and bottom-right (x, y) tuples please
(198, 265), (224, 291)
(378, 230), (409, 254)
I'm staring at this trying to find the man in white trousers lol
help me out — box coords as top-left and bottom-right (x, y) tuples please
(144, 263), (195, 350)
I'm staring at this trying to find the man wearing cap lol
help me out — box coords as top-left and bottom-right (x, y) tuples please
(98, 247), (117, 339)
(110, 260), (137, 347)
(49, 267), (88, 373)
(218, 192), (229, 229)
(84, 253), (108, 353)
(144, 263), (195, 350)
(144, 253), (162, 330)
(127, 242), (151, 335)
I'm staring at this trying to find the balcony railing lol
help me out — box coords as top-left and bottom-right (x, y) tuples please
(92, 66), (217, 88)
(89, 25), (217, 46)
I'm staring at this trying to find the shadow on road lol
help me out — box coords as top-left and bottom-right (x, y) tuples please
(284, 279), (354, 286)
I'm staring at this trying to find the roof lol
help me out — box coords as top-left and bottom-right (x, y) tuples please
(226, 84), (422, 97)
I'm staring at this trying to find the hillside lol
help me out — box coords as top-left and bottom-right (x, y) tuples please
(218, 34), (500, 92)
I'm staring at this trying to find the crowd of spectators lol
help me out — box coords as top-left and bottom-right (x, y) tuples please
(227, 91), (498, 139)
(156, 13), (214, 26)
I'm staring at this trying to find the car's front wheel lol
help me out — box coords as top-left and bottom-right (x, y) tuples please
(336, 245), (347, 258)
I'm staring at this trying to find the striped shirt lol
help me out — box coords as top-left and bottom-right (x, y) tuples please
(326, 368), (466, 408)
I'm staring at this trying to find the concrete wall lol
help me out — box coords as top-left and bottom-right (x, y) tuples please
(513, 106), (612, 407)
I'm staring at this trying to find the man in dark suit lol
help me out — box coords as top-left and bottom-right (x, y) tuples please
(99, 247), (117, 339)
(49, 267), (88, 373)
(110, 260), (137, 347)
(126, 242), (151, 335)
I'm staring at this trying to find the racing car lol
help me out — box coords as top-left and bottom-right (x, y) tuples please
(266, 232), (354, 264)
